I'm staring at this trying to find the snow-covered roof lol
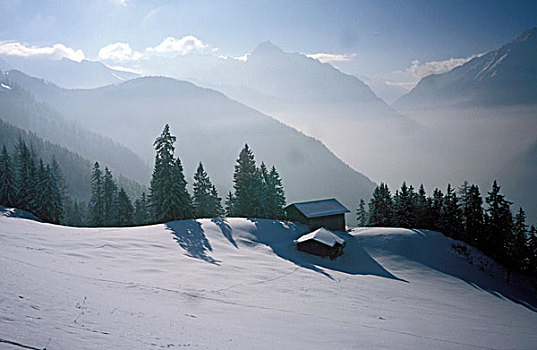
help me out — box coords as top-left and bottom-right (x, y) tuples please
(286, 198), (350, 218)
(296, 228), (345, 247)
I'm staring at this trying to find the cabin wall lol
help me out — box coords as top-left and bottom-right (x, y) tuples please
(285, 206), (310, 225)
(307, 214), (346, 232)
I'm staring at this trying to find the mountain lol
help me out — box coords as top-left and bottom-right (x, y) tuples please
(0, 118), (145, 202)
(2, 213), (536, 348)
(0, 70), (152, 185)
(141, 42), (426, 187)
(395, 27), (537, 109)
(4, 74), (376, 223)
(0, 56), (139, 89)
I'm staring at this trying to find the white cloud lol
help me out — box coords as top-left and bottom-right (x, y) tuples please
(0, 41), (85, 62)
(98, 42), (142, 62)
(306, 53), (356, 64)
(111, 0), (127, 6)
(388, 54), (482, 90)
(146, 36), (208, 55)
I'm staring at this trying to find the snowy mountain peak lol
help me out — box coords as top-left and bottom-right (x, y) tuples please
(251, 41), (284, 56)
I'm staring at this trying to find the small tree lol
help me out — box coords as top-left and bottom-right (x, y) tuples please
(356, 199), (368, 227)
(89, 162), (104, 226)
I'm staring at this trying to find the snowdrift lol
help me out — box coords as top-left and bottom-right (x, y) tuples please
(1, 214), (537, 349)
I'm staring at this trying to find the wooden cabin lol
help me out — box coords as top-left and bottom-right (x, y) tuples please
(285, 198), (350, 232)
(295, 228), (346, 259)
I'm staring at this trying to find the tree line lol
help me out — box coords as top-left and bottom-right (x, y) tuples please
(86, 124), (286, 226)
(0, 140), (63, 223)
(357, 181), (537, 278)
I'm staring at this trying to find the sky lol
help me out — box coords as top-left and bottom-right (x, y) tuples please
(1, 0), (536, 98)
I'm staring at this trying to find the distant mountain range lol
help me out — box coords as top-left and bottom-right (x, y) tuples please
(0, 70), (151, 185)
(3, 72), (376, 223)
(0, 56), (139, 89)
(395, 27), (537, 109)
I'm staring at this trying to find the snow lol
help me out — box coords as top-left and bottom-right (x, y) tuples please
(0, 82), (12, 90)
(287, 198), (350, 218)
(1, 213), (537, 349)
(296, 227), (345, 247)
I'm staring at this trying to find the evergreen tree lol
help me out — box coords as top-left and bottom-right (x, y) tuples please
(102, 167), (118, 225)
(15, 139), (37, 213)
(116, 187), (134, 226)
(225, 191), (235, 217)
(89, 162), (104, 226)
(460, 184), (484, 245)
(149, 125), (192, 223)
(356, 199), (368, 227)
(193, 162), (214, 218)
(528, 226), (537, 276)
(232, 144), (260, 217)
(414, 184), (429, 228)
(368, 183), (393, 226)
(440, 184), (462, 238)
(484, 180), (513, 262)
(262, 165), (286, 219)
(0, 145), (16, 207)
(428, 188), (444, 231)
(209, 185), (225, 217)
(393, 182), (415, 228)
(134, 192), (149, 225)
(510, 208), (529, 273)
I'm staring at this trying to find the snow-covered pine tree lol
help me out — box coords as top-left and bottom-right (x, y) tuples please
(149, 125), (192, 223)
(89, 162), (104, 226)
(116, 187), (134, 226)
(356, 199), (368, 227)
(102, 167), (118, 226)
(0, 145), (16, 207)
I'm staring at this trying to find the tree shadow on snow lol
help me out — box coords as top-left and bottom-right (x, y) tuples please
(166, 220), (220, 265)
(369, 229), (537, 312)
(249, 219), (407, 282)
(211, 218), (238, 248)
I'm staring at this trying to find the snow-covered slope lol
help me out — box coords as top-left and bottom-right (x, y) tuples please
(1, 213), (536, 349)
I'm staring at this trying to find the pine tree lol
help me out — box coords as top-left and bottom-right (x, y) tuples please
(209, 185), (225, 217)
(510, 208), (529, 273)
(261, 164), (286, 219)
(134, 192), (149, 225)
(460, 184), (484, 246)
(15, 139), (37, 213)
(428, 188), (444, 231)
(0, 145), (16, 207)
(149, 125), (192, 223)
(356, 199), (368, 227)
(393, 182), (415, 228)
(440, 184), (462, 238)
(116, 187), (134, 226)
(368, 183), (393, 226)
(484, 180), (513, 262)
(89, 162), (104, 226)
(528, 226), (537, 276)
(193, 162), (214, 218)
(225, 191), (234, 217)
(414, 184), (429, 228)
(232, 144), (260, 218)
(102, 167), (118, 226)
